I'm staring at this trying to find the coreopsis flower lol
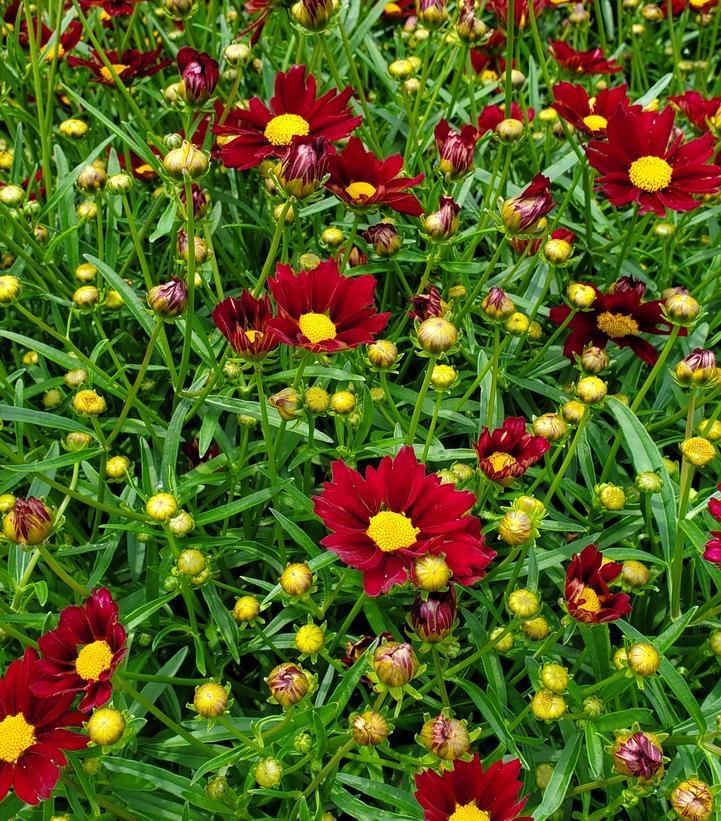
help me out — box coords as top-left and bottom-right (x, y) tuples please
(410, 587), (457, 642)
(176, 47), (220, 106)
(434, 120), (479, 180)
(267, 663), (309, 706)
(147, 277), (188, 319)
(68, 48), (171, 86)
(33, 588), (128, 711)
(456, 0), (488, 41)
(79, 0), (142, 15)
(325, 137), (425, 216)
(552, 82), (631, 137)
(414, 753), (531, 821)
(423, 196), (460, 240)
(267, 259), (389, 353)
(215, 65), (360, 170)
(675, 348), (718, 386)
(549, 40), (622, 74)
(17, 19), (82, 60)
(0, 648), (88, 805)
(277, 136), (328, 199)
(564, 544), (632, 623)
(477, 102), (534, 137)
(670, 91), (721, 132)
(2, 496), (53, 545)
(703, 486), (721, 566)
(419, 714), (470, 760)
(488, 0), (545, 28)
(549, 276), (681, 365)
(408, 286), (445, 321)
(612, 731), (663, 782)
(363, 222), (402, 256)
(212, 291), (279, 360)
(473, 416), (550, 486)
(381, 0), (416, 19)
(313, 446), (495, 596)
(470, 29), (507, 78)
(501, 173), (555, 233)
(417, 0), (449, 27)
(291, 0), (339, 30)
(671, 778), (715, 820)
(585, 106), (721, 216)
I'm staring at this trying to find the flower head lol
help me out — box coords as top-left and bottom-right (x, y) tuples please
(215, 64), (360, 170)
(489, 0), (545, 28)
(2, 496), (53, 545)
(277, 135), (328, 198)
(612, 731), (663, 781)
(549, 40), (622, 74)
(477, 102), (533, 137)
(147, 277), (188, 319)
(585, 106), (721, 216)
(671, 778), (714, 820)
(410, 587), (457, 642)
(414, 753), (531, 821)
(501, 174), (555, 233)
(33, 588), (127, 711)
(177, 47), (220, 106)
(670, 91), (721, 132)
(408, 286), (445, 321)
(326, 137), (425, 215)
(268, 259), (389, 353)
(434, 120), (479, 180)
(363, 222), (402, 257)
(703, 485), (721, 566)
(79, 0), (141, 15)
(564, 544), (632, 623)
(212, 291), (279, 360)
(473, 417), (550, 486)
(313, 447), (495, 596)
(552, 82), (632, 137)
(68, 48), (171, 86)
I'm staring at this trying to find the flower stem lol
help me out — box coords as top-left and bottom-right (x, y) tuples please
(254, 199), (292, 298)
(543, 406), (590, 508)
(407, 356), (437, 444)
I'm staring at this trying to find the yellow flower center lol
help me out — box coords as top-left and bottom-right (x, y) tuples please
(582, 114), (608, 131)
(366, 510), (420, 552)
(596, 311), (639, 338)
(345, 181), (378, 201)
(44, 44), (65, 61)
(245, 329), (263, 343)
(298, 312), (337, 344)
(577, 585), (602, 613)
(263, 113), (310, 146)
(384, 1), (401, 10)
(448, 804), (491, 821)
(99, 63), (129, 83)
(628, 155), (673, 192)
(486, 451), (517, 472)
(0, 713), (36, 763)
(134, 163), (155, 178)
(75, 639), (114, 681)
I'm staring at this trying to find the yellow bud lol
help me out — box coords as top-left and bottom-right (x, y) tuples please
(146, 492), (178, 521)
(540, 663), (569, 693)
(627, 642), (660, 676)
(681, 436), (716, 467)
(233, 595), (260, 622)
(193, 682), (228, 717)
(508, 588), (540, 617)
(87, 708), (126, 746)
(295, 623), (325, 655)
(530, 690), (566, 721)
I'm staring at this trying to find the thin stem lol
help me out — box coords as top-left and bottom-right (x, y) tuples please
(254, 199), (292, 297)
(407, 356), (437, 444)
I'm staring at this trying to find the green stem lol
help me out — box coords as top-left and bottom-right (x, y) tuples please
(407, 356), (437, 444)
(486, 324), (501, 428)
(255, 366), (277, 481)
(543, 407), (590, 508)
(254, 199), (293, 297)
(421, 390), (444, 463)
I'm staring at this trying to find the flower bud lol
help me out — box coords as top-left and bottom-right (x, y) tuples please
(567, 282), (596, 309)
(273, 202), (295, 224)
(508, 588), (540, 618)
(65, 368), (88, 389)
(583, 695), (605, 718)
(431, 364), (457, 390)
(561, 399), (586, 424)
(580, 346), (609, 374)
(501, 174), (555, 234)
(627, 642), (660, 676)
(224, 43), (252, 67)
(107, 172), (133, 195)
(373, 641), (419, 687)
(77, 164), (107, 193)
(177, 230), (209, 264)
(177, 48), (219, 106)
(544, 238), (573, 265)
(330, 390), (356, 415)
(43, 389), (63, 410)
(535, 763), (554, 790)
(699, 419), (721, 441)
(73, 285), (100, 311)
(304, 386), (330, 414)
(267, 662), (309, 706)
(417, 0), (448, 28)
(671, 778), (714, 820)
(612, 731), (663, 781)
(206, 776), (228, 800)
(368, 339), (398, 369)
(59, 118), (89, 139)
(489, 626), (514, 653)
(417, 317), (458, 354)
(419, 714), (470, 760)
(163, 141), (209, 180)
(169, 510), (195, 537)
(254, 757), (283, 788)
(72, 389), (106, 416)
(269, 387), (301, 421)
(597, 483), (626, 510)
(498, 511), (534, 546)
(164, 0), (198, 20)
(680, 436), (716, 467)
(540, 663), (569, 694)
(146, 492), (178, 521)
(496, 118), (525, 143)
(351, 711), (390, 746)
(522, 616), (549, 641)
(363, 222), (402, 257)
(412, 554), (453, 592)
(423, 196), (460, 241)
(532, 413), (567, 442)
(233, 595), (260, 622)
(87, 708), (126, 746)
(0, 275), (22, 304)
(2, 497), (53, 545)
(665, 293), (700, 324)
(621, 560), (650, 588)
(576, 376), (607, 404)
(295, 623), (325, 655)
(290, 0), (338, 30)
(0, 184), (25, 207)
(321, 227), (344, 248)
(635, 471), (662, 494)
(675, 349), (717, 386)
(77, 200), (98, 220)
(65, 431), (94, 451)
(193, 682), (228, 717)
(614, 647), (628, 669)
(75, 263), (97, 283)
(410, 587), (456, 642)
(277, 136), (327, 199)
(106, 455), (131, 480)
(481, 287), (516, 321)
(177, 549), (206, 577)
(531, 690), (566, 721)
(148, 277), (188, 318)
(389, 59), (414, 79)
(280, 563), (313, 596)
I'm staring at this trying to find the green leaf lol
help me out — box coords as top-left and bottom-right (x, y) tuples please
(86, 254), (155, 337)
(336, 774), (424, 818)
(532, 731), (582, 821)
(194, 486), (282, 526)
(0, 404), (93, 435)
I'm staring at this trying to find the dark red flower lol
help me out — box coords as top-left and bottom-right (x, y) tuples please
(212, 291), (279, 360)
(477, 102), (534, 137)
(414, 753), (531, 821)
(68, 48), (171, 86)
(564, 544), (632, 623)
(473, 416), (550, 486)
(470, 29), (507, 77)
(268, 258), (389, 353)
(489, 0), (545, 28)
(408, 285), (445, 320)
(410, 587), (457, 642)
(79, 0), (142, 15)
(277, 135), (328, 198)
(177, 47), (220, 105)
(17, 19), (82, 60)
(381, 0), (416, 19)
(501, 173), (555, 233)
(183, 438), (221, 469)
(215, 64), (361, 170)
(116, 146), (162, 180)
(552, 81), (632, 137)
(313, 447), (495, 596)
(510, 226), (575, 257)
(585, 105), (721, 216)
(670, 91), (721, 133)
(434, 120), (479, 180)
(613, 732), (664, 781)
(33, 588), (127, 712)
(325, 137), (425, 216)
(703, 486), (721, 566)
(549, 276), (684, 365)
(549, 40), (622, 74)
(0, 648), (88, 805)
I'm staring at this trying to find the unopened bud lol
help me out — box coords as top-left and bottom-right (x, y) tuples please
(680, 436), (716, 467)
(508, 588), (540, 617)
(531, 690), (566, 721)
(417, 317), (458, 354)
(499, 511), (534, 546)
(540, 663), (569, 693)
(373, 641), (419, 687)
(576, 376), (607, 404)
(280, 562), (313, 596)
(193, 682), (228, 717)
(627, 642), (660, 676)
(267, 662), (309, 706)
(532, 413), (567, 441)
(419, 714), (470, 760)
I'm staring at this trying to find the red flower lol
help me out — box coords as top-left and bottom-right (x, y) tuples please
(670, 91), (721, 133)
(33, 588), (127, 712)
(510, 226), (575, 257)
(703, 486), (721, 566)
(268, 258), (389, 353)
(434, 120), (479, 180)
(381, 0), (416, 19)
(177, 47), (220, 106)
(549, 40), (622, 74)
(241, 0), (277, 44)
(552, 82), (632, 137)
(549, 276), (684, 366)
(473, 416), (550, 486)
(313, 447), (495, 596)
(325, 137), (425, 216)
(17, 19), (82, 60)
(414, 753), (531, 821)
(68, 48), (171, 86)
(585, 106), (721, 216)
(0, 648), (88, 805)
(79, 0), (142, 15)
(408, 285), (445, 320)
(470, 30), (507, 77)
(477, 102), (534, 137)
(212, 291), (279, 360)
(215, 64), (361, 170)
(501, 173), (555, 233)
(488, 0), (545, 28)
(564, 544), (632, 623)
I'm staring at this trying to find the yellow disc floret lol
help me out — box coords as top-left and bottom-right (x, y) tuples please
(298, 312), (337, 344)
(596, 311), (639, 338)
(628, 155), (673, 192)
(448, 804), (491, 821)
(0, 713), (36, 763)
(576, 586), (602, 613)
(366, 510), (420, 552)
(486, 451), (517, 472)
(345, 181), (377, 200)
(99, 63), (129, 83)
(75, 640), (114, 681)
(263, 113), (310, 146)
(582, 114), (608, 131)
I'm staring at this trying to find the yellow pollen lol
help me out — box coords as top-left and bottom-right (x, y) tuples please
(366, 510), (420, 552)
(263, 113), (310, 146)
(596, 311), (639, 338)
(44, 44), (65, 61)
(628, 155), (673, 192)
(0, 713), (36, 763)
(135, 163), (155, 178)
(245, 329), (263, 343)
(75, 639), (114, 681)
(448, 804), (491, 821)
(100, 63), (129, 83)
(384, 1), (402, 11)
(583, 114), (608, 131)
(577, 585), (602, 613)
(298, 312), (337, 344)
(345, 181), (378, 201)
(486, 451), (517, 472)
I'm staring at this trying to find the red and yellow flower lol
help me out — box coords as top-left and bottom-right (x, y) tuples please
(434, 120), (479, 180)
(703, 485), (721, 566)
(68, 48), (171, 86)
(473, 417), (550, 486)
(477, 102), (534, 137)
(549, 40), (622, 75)
(212, 291), (279, 360)
(176, 47), (220, 106)
(488, 0), (545, 28)
(670, 91), (721, 133)
(313, 447), (495, 596)
(564, 544), (632, 623)
(552, 82), (631, 137)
